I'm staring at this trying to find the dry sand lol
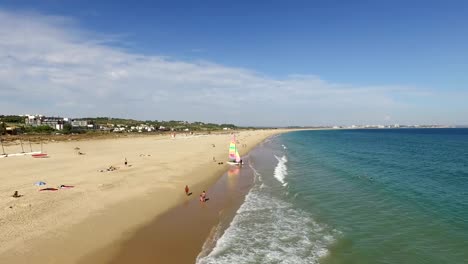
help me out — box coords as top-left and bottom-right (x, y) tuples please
(0, 129), (285, 263)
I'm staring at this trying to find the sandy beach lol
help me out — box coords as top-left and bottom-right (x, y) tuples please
(79, 152), (256, 264)
(0, 129), (284, 263)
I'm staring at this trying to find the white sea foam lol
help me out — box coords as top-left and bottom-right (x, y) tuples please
(249, 163), (262, 183)
(196, 171), (336, 264)
(274, 155), (288, 186)
(197, 222), (224, 260)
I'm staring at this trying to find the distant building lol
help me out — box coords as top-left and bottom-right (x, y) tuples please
(42, 117), (65, 130)
(71, 120), (88, 127)
(112, 127), (125, 132)
(25, 115), (44, 126)
(5, 126), (19, 135)
(25, 115), (64, 130)
(100, 126), (112, 132)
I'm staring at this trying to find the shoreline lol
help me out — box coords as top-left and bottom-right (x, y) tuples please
(0, 129), (288, 263)
(79, 154), (256, 263)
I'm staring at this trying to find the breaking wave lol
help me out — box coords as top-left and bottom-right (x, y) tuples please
(196, 165), (336, 264)
(274, 155), (288, 186)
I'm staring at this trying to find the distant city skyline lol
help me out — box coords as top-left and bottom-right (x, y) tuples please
(1, 1), (467, 126)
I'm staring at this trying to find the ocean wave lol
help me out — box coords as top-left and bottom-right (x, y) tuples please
(196, 183), (335, 264)
(274, 155), (288, 186)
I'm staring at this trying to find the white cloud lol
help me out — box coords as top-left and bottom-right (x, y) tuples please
(0, 9), (466, 126)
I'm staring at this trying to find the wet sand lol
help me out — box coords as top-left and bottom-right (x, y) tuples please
(80, 162), (254, 264)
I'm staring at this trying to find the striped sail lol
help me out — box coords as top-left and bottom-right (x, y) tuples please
(228, 135), (237, 161)
(235, 148), (241, 163)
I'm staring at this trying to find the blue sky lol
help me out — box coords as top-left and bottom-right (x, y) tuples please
(1, 1), (467, 126)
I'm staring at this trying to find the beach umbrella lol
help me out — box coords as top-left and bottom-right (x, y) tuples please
(34, 181), (47, 186)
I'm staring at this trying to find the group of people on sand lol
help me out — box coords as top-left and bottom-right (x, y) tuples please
(185, 185), (207, 202)
(99, 165), (118, 172)
(98, 158), (129, 173)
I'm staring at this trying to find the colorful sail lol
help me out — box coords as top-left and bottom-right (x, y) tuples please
(228, 135), (237, 161)
(235, 148), (241, 163)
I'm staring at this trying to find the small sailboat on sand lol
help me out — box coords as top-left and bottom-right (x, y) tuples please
(227, 135), (241, 165)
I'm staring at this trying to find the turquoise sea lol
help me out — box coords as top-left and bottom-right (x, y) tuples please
(197, 129), (468, 264)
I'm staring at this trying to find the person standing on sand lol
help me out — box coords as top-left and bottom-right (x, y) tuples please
(201, 191), (206, 201)
(185, 185), (189, 195)
(124, 158), (128, 166)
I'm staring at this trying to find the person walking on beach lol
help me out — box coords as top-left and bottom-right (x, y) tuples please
(201, 191), (206, 202)
(124, 158), (128, 166)
(185, 185), (189, 196)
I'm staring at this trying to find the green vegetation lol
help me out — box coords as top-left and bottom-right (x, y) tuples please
(79, 117), (139, 126)
(82, 117), (238, 131)
(22, 125), (56, 134)
(62, 123), (73, 134)
(0, 122), (6, 135)
(0, 115), (24, 124)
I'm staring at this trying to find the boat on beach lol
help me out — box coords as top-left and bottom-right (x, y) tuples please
(227, 135), (241, 165)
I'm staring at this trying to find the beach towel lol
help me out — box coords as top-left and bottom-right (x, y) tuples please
(39, 188), (58, 191)
(35, 181), (47, 186)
